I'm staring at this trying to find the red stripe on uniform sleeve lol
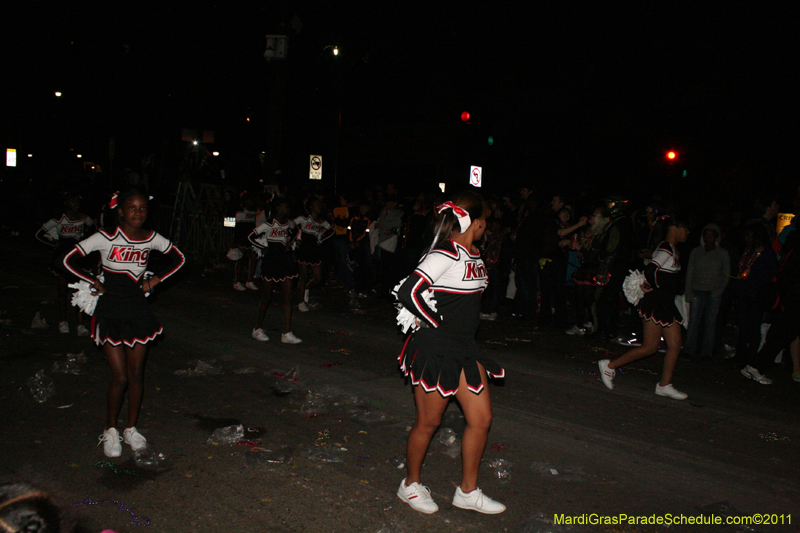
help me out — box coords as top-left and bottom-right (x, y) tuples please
(411, 276), (438, 327)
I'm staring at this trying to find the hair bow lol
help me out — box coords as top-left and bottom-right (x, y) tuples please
(437, 201), (471, 233)
(108, 191), (119, 209)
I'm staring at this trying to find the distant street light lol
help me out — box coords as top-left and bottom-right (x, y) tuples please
(55, 91), (62, 97)
(76, 154), (82, 158)
(666, 150), (677, 160)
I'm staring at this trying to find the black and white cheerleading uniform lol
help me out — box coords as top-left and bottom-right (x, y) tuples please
(293, 215), (332, 266)
(63, 228), (186, 347)
(249, 219), (298, 282)
(394, 239), (505, 396)
(36, 213), (95, 273)
(638, 241), (683, 326)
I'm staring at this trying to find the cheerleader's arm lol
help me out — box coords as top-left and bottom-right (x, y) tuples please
(644, 261), (659, 290)
(395, 273), (442, 328)
(63, 246), (96, 284)
(35, 227), (57, 247)
(248, 225), (268, 250)
(153, 245), (186, 283)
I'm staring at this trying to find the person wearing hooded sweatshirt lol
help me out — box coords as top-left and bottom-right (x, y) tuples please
(682, 224), (731, 358)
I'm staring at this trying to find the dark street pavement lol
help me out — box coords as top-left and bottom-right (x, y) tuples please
(1, 237), (798, 533)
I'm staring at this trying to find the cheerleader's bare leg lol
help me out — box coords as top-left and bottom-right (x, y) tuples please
(454, 365), (492, 493)
(659, 323), (682, 386)
(297, 264), (309, 301)
(308, 264), (323, 290)
(404, 386), (449, 486)
(104, 343), (148, 429)
(104, 344), (127, 428)
(281, 278), (294, 333)
(607, 319), (662, 370)
(246, 249), (257, 284)
(56, 275), (70, 324)
(257, 281), (275, 329)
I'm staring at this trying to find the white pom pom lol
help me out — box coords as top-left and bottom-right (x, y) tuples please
(67, 280), (100, 316)
(392, 276), (438, 333)
(622, 269), (647, 306)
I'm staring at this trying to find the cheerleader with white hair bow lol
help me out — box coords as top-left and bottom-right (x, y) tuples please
(392, 190), (506, 516)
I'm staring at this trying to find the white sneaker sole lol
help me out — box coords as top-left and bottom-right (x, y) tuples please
(452, 502), (506, 514)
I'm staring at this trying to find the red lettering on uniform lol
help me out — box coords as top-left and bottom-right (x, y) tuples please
(110, 247), (125, 261)
(108, 246), (150, 266)
(464, 261), (487, 281)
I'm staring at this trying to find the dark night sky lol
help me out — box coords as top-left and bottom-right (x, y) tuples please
(2, 1), (797, 202)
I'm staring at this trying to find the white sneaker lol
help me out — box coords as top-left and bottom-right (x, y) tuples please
(233, 282), (246, 291)
(76, 324), (90, 337)
(98, 428), (122, 457)
(655, 383), (688, 400)
(58, 321), (70, 334)
(565, 325), (586, 335)
(598, 359), (615, 390)
(298, 302), (309, 312)
(252, 328), (269, 342)
(397, 479), (438, 514)
(245, 281), (259, 291)
(281, 332), (302, 344)
(452, 486), (506, 514)
(122, 426), (147, 451)
(741, 365), (773, 385)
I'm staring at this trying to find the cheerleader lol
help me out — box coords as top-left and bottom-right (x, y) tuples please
(35, 192), (95, 335)
(63, 188), (185, 458)
(393, 191), (506, 515)
(248, 197), (302, 344)
(598, 214), (690, 399)
(293, 198), (333, 312)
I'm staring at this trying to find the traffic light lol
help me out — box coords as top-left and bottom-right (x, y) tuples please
(460, 111), (470, 122)
(666, 150), (677, 161)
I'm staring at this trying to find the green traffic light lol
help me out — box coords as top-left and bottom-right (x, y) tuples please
(487, 136), (494, 146)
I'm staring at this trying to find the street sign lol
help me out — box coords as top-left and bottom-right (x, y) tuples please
(309, 155), (322, 180)
(6, 148), (16, 167)
(469, 165), (482, 187)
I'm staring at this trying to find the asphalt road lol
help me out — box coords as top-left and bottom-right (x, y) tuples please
(1, 237), (798, 533)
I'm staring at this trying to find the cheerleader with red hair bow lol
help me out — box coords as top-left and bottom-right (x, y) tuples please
(63, 188), (185, 458)
(392, 191), (506, 515)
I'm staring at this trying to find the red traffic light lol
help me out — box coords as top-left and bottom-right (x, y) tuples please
(461, 111), (470, 122)
(666, 150), (677, 160)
